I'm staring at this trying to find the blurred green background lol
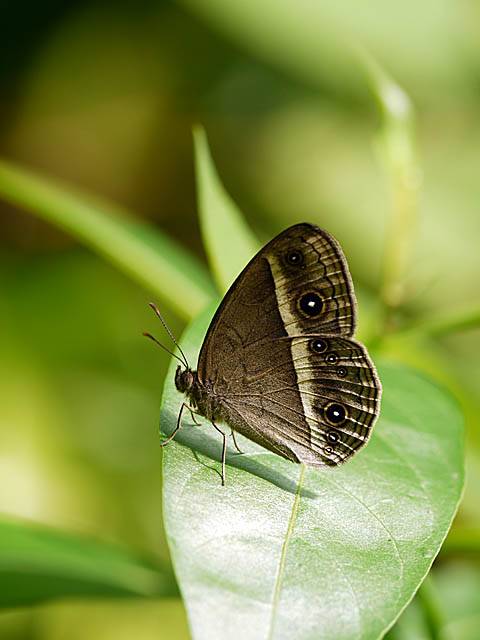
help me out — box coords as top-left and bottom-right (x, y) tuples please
(1, 1), (479, 638)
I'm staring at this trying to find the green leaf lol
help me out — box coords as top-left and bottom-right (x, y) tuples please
(0, 158), (217, 321)
(193, 126), (261, 293)
(0, 518), (178, 608)
(160, 308), (464, 640)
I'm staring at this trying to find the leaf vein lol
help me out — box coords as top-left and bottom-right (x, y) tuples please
(267, 464), (306, 640)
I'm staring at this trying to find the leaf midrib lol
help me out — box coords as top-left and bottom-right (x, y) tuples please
(267, 464), (306, 640)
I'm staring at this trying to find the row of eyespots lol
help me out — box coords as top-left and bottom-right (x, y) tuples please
(308, 339), (348, 378)
(306, 338), (349, 455)
(324, 403), (347, 456)
(312, 402), (349, 456)
(286, 250), (348, 458)
(323, 389), (348, 457)
(285, 249), (327, 320)
(286, 249), (345, 329)
(324, 430), (340, 455)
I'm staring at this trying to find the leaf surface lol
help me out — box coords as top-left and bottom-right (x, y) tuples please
(0, 159), (216, 321)
(161, 308), (464, 640)
(193, 126), (261, 294)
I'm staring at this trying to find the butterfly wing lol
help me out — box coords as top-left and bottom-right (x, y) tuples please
(197, 223), (381, 466)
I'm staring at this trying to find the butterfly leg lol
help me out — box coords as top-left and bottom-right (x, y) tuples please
(187, 406), (202, 426)
(161, 402), (191, 446)
(230, 429), (245, 454)
(212, 420), (227, 486)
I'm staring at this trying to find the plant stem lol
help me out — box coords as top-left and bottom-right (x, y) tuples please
(355, 47), (421, 334)
(399, 305), (480, 339)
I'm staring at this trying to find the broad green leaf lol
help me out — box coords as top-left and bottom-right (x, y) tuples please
(160, 307), (464, 640)
(0, 518), (178, 608)
(193, 126), (261, 293)
(0, 159), (217, 321)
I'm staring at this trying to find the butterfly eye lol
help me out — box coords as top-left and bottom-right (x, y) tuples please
(327, 430), (340, 443)
(286, 249), (304, 266)
(309, 339), (328, 354)
(324, 402), (348, 426)
(325, 352), (339, 364)
(297, 290), (324, 318)
(337, 366), (348, 377)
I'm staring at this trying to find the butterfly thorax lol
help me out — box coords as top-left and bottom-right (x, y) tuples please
(175, 365), (218, 421)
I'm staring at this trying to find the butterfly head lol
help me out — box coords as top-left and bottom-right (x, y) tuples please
(175, 365), (195, 394)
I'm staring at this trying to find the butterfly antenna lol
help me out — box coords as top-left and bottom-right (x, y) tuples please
(142, 332), (187, 367)
(147, 302), (189, 369)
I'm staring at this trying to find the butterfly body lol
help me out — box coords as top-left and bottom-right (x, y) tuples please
(168, 223), (381, 482)
(175, 366), (219, 422)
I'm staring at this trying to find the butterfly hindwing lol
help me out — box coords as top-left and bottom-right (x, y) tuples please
(284, 334), (380, 464)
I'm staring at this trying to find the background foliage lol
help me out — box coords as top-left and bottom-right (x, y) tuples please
(1, 1), (479, 639)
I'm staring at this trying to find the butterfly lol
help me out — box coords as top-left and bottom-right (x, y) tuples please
(146, 223), (382, 485)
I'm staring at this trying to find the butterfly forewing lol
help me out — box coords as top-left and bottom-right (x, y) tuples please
(266, 224), (358, 337)
(196, 223), (381, 467)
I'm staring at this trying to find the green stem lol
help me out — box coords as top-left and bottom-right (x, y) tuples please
(355, 47), (421, 333)
(0, 158), (216, 321)
(399, 305), (480, 339)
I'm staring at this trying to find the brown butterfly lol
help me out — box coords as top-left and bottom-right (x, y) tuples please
(146, 223), (381, 485)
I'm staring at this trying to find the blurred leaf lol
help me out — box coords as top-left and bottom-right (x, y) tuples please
(384, 597), (431, 640)
(193, 126), (261, 293)
(33, 599), (191, 640)
(434, 562), (480, 640)
(389, 561), (480, 640)
(0, 519), (178, 608)
(442, 527), (480, 556)
(0, 159), (217, 321)
(177, 0), (473, 102)
(177, 0), (365, 98)
(160, 309), (464, 640)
